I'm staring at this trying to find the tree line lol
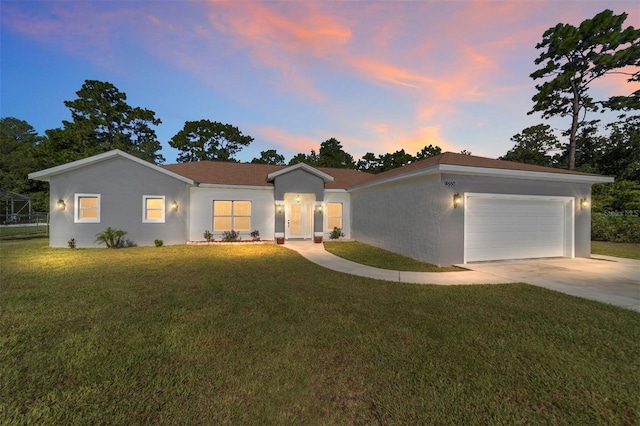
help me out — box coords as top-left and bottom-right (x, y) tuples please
(1, 8), (638, 214)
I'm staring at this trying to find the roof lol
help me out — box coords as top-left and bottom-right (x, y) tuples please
(28, 150), (614, 188)
(161, 152), (613, 189)
(160, 161), (375, 189)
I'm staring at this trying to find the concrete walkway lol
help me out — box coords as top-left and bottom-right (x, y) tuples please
(282, 241), (512, 285)
(283, 241), (640, 311)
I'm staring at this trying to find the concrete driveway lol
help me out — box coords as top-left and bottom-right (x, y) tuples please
(462, 256), (640, 312)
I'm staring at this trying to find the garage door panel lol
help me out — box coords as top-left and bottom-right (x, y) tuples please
(465, 196), (569, 262)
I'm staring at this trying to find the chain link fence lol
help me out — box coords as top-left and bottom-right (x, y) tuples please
(0, 213), (49, 239)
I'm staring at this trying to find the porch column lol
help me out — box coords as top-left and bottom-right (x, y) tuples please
(314, 201), (324, 240)
(275, 200), (285, 243)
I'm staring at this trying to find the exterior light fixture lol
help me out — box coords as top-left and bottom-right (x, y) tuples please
(172, 201), (179, 211)
(580, 198), (589, 209)
(296, 194), (300, 203)
(276, 203), (283, 213)
(453, 193), (462, 208)
(317, 204), (323, 213)
(57, 199), (66, 210)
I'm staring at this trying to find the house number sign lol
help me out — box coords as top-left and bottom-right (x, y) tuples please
(444, 181), (456, 187)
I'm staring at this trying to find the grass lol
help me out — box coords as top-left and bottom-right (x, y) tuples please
(1, 238), (639, 424)
(324, 241), (461, 272)
(592, 241), (640, 260)
(0, 224), (48, 239)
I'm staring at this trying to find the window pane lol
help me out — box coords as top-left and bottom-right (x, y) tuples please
(80, 197), (98, 209)
(328, 217), (342, 229)
(80, 208), (98, 220)
(146, 198), (163, 210)
(234, 217), (251, 231)
(214, 201), (232, 216)
(214, 217), (232, 231)
(234, 201), (251, 216)
(327, 203), (342, 217)
(147, 209), (163, 220)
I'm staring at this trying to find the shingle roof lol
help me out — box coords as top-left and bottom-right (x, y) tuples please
(160, 152), (611, 189)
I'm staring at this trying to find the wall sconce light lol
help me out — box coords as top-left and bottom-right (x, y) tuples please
(172, 201), (179, 211)
(57, 199), (66, 210)
(580, 198), (589, 209)
(453, 193), (462, 208)
(296, 194), (300, 203)
(276, 203), (283, 213)
(316, 204), (323, 213)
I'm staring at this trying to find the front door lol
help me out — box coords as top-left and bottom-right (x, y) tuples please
(285, 194), (314, 239)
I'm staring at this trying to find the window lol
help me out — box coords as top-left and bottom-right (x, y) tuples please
(74, 194), (101, 223)
(143, 196), (165, 223)
(213, 200), (251, 232)
(327, 202), (342, 230)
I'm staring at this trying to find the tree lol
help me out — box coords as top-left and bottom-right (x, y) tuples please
(356, 145), (444, 174)
(0, 117), (49, 211)
(356, 152), (383, 173)
(251, 149), (285, 165)
(416, 144), (442, 160)
(169, 120), (253, 162)
(288, 152), (312, 166)
(43, 80), (164, 164)
(598, 115), (640, 181)
(378, 149), (414, 172)
(500, 124), (561, 167)
(316, 138), (356, 169)
(529, 9), (640, 170)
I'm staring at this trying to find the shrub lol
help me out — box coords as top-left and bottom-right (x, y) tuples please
(221, 230), (240, 242)
(67, 238), (76, 249)
(329, 227), (345, 240)
(204, 230), (213, 242)
(95, 227), (128, 248)
(592, 212), (640, 243)
(154, 239), (163, 247)
(250, 230), (260, 241)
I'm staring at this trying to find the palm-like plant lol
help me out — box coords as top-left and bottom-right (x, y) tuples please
(95, 227), (127, 248)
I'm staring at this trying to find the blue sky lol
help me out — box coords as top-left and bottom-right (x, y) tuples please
(1, 1), (638, 164)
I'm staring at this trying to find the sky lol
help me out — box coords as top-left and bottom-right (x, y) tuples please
(1, 0), (638, 165)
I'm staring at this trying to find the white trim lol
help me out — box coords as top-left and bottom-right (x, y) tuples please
(267, 163), (335, 182)
(28, 149), (196, 185)
(198, 183), (273, 190)
(143, 195), (166, 223)
(74, 193), (101, 223)
(463, 193), (574, 263)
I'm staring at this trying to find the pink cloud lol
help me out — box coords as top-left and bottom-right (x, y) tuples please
(255, 126), (319, 154)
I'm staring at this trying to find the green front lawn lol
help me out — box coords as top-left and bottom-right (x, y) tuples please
(1, 239), (638, 424)
(592, 241), (640, 260)
(324, 241), (461, 272)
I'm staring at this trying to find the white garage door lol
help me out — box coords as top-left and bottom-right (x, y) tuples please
(465, 195), (572, 262)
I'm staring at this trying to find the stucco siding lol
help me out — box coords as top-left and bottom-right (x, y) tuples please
(189, 187), (275, 241)
(49, 156), (189, 248)
(274, 169), (325, 201)
(351, 174), (448, 265)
